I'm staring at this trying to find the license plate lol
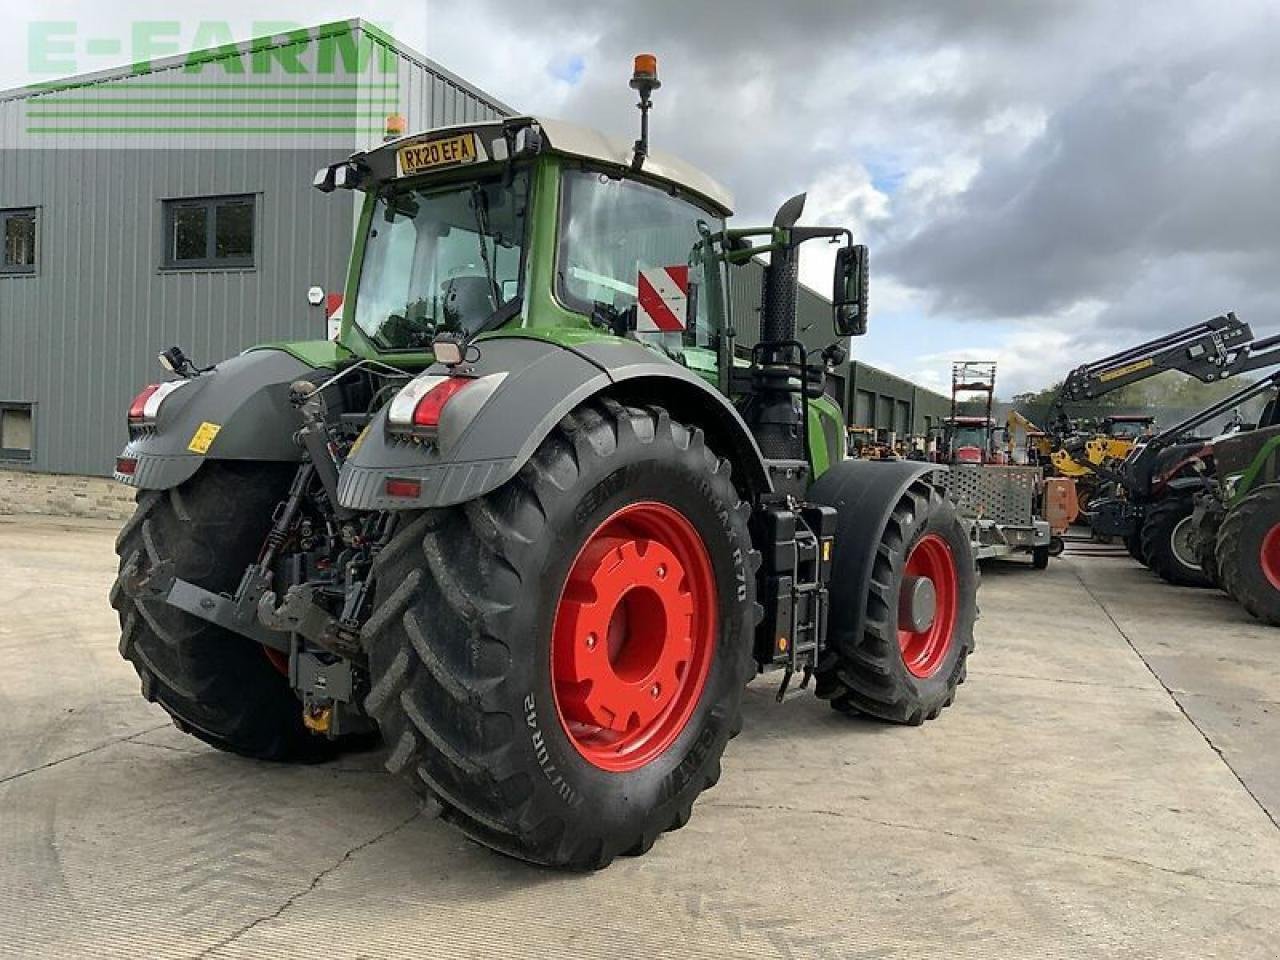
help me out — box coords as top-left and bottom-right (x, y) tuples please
(398, 132), (482, 176)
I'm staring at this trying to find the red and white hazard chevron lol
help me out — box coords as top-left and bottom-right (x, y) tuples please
(636, 265), (690, 333)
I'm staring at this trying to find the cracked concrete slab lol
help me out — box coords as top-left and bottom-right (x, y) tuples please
(0, 519), (1277, 958)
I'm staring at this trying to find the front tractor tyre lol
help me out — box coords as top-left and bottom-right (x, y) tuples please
(111, 462), (334, 762)
(816, 476), (977, 725)
(1141, 495), (1214, 589)
(1217, 484), (1280, 626)
(361, 400), (757, 869)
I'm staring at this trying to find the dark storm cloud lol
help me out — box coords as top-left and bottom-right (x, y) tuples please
(882, 37), (1280, 335)
(433, 0), (1280, 371)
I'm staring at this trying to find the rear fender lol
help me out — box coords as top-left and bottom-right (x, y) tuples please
(807, 459), (951, 648)
(338, 335), (771, 511)
(116, 349), (314, 489)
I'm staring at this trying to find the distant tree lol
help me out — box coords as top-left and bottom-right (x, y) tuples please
(1009, 371), (1263, 422)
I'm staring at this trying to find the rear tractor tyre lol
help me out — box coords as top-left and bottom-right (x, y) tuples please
(361, 400), (757, 869)
(1216, 484), (1280, 625)
(1124, 530), (1148, 566)
(1141, 496), (1214, 589)
(1192, 500), (1226, 593)
(817, 478), (977, 724)
(111, 462), (336, 762)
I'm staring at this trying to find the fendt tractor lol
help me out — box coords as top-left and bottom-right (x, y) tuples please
(110, 58), (977, 869)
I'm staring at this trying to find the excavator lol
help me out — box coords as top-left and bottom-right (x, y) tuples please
(1076, 316), (1280, 585)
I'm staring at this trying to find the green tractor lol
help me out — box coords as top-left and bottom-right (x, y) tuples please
(111, 57), (977, 868)
(1195, 381), (1280, 623)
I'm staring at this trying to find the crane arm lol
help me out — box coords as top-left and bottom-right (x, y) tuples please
(1047, 312), (1257, 440)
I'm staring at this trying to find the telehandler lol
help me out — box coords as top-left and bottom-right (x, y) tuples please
(111, 57), (977, 868)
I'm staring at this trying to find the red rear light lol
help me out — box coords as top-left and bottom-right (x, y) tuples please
(115, 457), (138, 476)
(128, 384), (161, 421)
(412, 377), (473, 428)
(384, 477), (422, 498)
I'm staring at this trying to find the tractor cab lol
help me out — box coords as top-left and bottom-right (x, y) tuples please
(313, 90), (867, 488)
(1101, 415), (1156, 441)
(315, 112), (736, 370)
(942, 416), (1000, 465)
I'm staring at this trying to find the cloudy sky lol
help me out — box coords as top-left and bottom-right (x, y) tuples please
(3, 0), (1278, 394)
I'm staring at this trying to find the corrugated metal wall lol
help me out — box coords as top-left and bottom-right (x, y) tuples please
(0, 20), (508, 476)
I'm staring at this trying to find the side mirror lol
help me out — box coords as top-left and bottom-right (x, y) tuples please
(833, 244), (869, 337)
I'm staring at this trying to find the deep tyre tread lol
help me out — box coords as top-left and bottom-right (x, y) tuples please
(112, 462), (335, 762)
(1217, 484), (1280, 625)
(1192, 500), (1226, 592)
(1124, 530), (1148, 566)
(815, 478), (977, 725)
(362, 400), (757, 868)
(1141, 496), (1214, 589)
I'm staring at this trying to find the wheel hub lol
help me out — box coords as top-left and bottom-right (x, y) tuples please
(552, 502), (717, 772)
(1170, 515), (1199, 571)
(898, 533), (959, 680)
(899, 575), (937, 634)
(1261, 523), (1280, 591)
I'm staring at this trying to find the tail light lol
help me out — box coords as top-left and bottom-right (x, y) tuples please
(386, 375), (477, 436)
(127, 380), (187, 425)
(128, 385), (161, 421)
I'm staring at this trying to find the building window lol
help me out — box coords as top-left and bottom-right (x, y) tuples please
(163, 195), (255, 269)
(1, 209), (38, 275)
(0, 403), (33, 460)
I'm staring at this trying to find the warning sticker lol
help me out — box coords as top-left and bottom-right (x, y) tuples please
(187, 421), (222, 455)
(636, 265), (690, 333)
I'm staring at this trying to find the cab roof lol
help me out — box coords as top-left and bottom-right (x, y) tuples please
(365, 115), (735, 215)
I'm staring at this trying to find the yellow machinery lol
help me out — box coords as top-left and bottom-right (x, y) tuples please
(1006, 409), (1052, 464)
(1048, 415), (1156, 499)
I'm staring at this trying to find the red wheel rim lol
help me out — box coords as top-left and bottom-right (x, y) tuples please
(898, 533), (959, 679)
(1261, 523), (1280, 592)
(551, 502), (717, 772)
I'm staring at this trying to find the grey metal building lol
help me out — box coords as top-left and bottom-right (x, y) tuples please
(0, 20), (507, 476)
(0, 19), (942, 478)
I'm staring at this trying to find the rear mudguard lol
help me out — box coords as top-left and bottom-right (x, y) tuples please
(807, 459), (955, 650)
(115, 348), (316, 489)
(337, 334), (771, 511)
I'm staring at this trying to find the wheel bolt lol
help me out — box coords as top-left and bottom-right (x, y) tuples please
(650, 683), (661, 698)
(586, 633), (598, 650)
(656, 564), (667, 579)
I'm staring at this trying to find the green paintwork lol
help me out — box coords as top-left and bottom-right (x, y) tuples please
(1230, 434), (1280, 504)
(247, 339), (355, 368)
(521, 159), (591, 334)
(807, 393), (845, 478)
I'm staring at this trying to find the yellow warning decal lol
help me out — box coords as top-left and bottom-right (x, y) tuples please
(349, 423), (371, 457)
(188, 421), (222, 454)
(1098, 358), (1154, 383)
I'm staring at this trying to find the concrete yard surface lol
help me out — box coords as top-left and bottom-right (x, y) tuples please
(1, 516), (1277, 958)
